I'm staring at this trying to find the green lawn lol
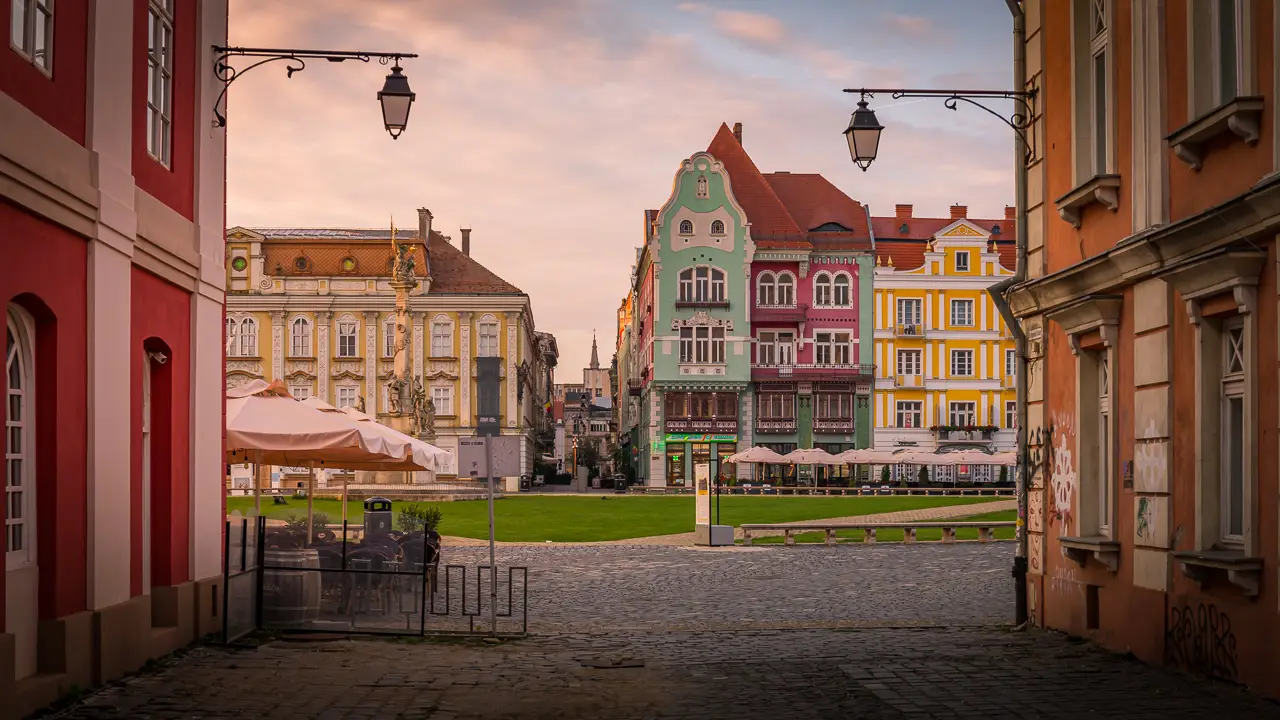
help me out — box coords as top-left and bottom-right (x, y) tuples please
(224, 495), (999, 543)
(750, 510), (1017, 544)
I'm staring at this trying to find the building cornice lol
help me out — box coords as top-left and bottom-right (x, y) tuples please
(1009, 173), (1280, 318)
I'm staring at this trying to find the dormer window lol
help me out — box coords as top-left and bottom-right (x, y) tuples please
(679, 220), (694, 235)
(710, 220), (725, 235)
(991, 224), (1002, 235)
(899, 223), (909, 234)
(293, 256), (312, 272)
(340, 257), (358, 273)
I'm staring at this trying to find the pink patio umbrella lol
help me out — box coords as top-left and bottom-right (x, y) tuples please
(784, 448), (840, 464)
(837, 447), (911, 465)
(340, 406), (451, 472)
(723, 446), (787, 464)
(988, 451), (1019, 466)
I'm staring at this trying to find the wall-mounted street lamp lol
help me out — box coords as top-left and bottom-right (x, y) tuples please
(841, 88), (1036, 171)
(212, 47), (420, 139)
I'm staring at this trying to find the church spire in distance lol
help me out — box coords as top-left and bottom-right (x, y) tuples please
(589, 330), (600, 369)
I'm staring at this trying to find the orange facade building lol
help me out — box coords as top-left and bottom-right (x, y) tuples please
(1010, 0), (1280, 695)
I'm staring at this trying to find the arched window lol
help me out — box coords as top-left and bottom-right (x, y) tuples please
(813, 273), (833, 306)
(678, 268), (694, 303)
(678, 219), (694, 235)
(833, 274), (851, 306)
(478, 315), (500, 357)
(238, 318), (257, 357)
(337, 316), (358, 358)
(225, 317), (239, 355)
(710, 220), (725, 235)
(757, 272), (776, 306)
(777, 274), (795, 306)
(290, 317), (311, 357)
(6, 307), (34, 568)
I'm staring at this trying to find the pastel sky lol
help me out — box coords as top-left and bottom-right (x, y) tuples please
(226, 0), (1016, 380)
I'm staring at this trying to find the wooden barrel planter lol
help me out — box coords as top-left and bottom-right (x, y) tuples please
(263, 548), (322, 629)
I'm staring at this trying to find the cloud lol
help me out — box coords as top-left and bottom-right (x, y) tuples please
(225, 0), (1011, 373)
(711, 10), (789, 47)
(884, 13), (937, 39)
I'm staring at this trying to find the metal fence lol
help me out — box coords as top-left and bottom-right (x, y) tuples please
(221, 512), (527, 641)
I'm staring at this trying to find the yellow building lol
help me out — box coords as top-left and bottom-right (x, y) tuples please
(870, 205), (1016, 483)
(224, 212), (556, 481)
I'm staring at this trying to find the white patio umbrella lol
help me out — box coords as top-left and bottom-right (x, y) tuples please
(894, 449), (962, 465)
(723, 446), (787, 464)
(340, 406), (451, 472)
(989, 451), (1019, 466)
(784, 447), (840, 465)
(837, 447), (910, 465)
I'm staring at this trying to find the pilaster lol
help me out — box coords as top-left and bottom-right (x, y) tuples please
(411, 311), (424, 385)
(1131, 279), (1173, 591)
(270, 311), (285, 381)
(315, 311), (331, 401)
(363, 311), (377, 408)
(506, 312), (518, 428)
(459, 312), (472, 424)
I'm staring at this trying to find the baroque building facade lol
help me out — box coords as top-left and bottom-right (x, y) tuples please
(624, 123), (875, 487)
(871, 205), (1017, 482)
(225, 213), (555, 482)
(1, 2), (229, 716)
(1008, 0), (1280, 698)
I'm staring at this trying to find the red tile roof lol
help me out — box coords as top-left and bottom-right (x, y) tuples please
(251, 228), (523, 294)
(869, 216), (1014, 241)
(705, 123), (804, 248)
(875, 239), (1017, 272)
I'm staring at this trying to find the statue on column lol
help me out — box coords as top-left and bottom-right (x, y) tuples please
(355, 395), (367, 414)
(386, 377), (403, 414)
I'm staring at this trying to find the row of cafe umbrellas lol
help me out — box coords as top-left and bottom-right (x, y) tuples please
(723, 446), (1017, 467)
(226, 379), (450, 540)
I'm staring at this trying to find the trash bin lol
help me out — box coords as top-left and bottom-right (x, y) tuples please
(363, 496), (393, 537)
(519, 474), (531, 491)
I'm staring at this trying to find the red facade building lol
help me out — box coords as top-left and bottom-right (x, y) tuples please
(1, 1), (228, 715)
(1011, 0), (1280, 696)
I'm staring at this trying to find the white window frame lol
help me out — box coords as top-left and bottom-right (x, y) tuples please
(948, 401), (976, 427)
(777, 273), (795, 306)
(225, 317), (239, 356)
(336, 386), (358, 409)
(949, 349), (973, 377)
(896, 400), (922, 429)
(336, 319), (358, 358)
(478, 317), (500, 357)
(1072, 0), (1114, 181)
(710, 268), (726, 303)
(710, 219), (725, 235)
(238, 318), (257, 357)
(146, 0), (175, 166)
(9, 0), (54, 74)
(430, 317), (453, 358)
(813, 272), (833, 307)
(954, 251), (970, 272)
(896, 349), (921, 376)
(832, 273), (851, 307)
(679, 269), (694, 303)
(678, 219), (694, 235)
(290, 317), (311, 357)
(6, 307), (36, 570)
(897, 298), (922, 326)
(949, 299), (974, 327)
(1188, 0), (1251, 117)
(289, 385), (311, 400)
(1005, 348), (1017, 377)
(1097, 352), (1112, 536)
(1219, 316), (1246, 547)
(1005, 400), (1016, 429)
(431, 386), (454, 416)
(679, 327), (694, 363)
(756, 272), (776, 306)
(383, 319), (397, 358)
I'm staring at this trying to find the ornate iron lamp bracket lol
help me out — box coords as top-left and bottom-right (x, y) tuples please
(843, 87), (1038, 162)
(211, 46), (419, 128)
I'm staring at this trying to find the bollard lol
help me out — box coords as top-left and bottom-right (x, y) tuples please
(863, 527), (877, 545)
(743, 528), (753, 546)
(903, 527), (917, 543)
(941, 526), (956, 544)
(825, 528), (837, 545)
(979, 526), (993, 543)
(784, 529), (795, 546)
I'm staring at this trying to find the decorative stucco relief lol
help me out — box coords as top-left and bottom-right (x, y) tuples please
(1048, 412), (1076, 530)
(365, 312), (378, 409)
(316, 312), (331, 401)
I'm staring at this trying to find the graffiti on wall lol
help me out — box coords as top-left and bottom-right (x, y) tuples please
(1165, 602), (1239, 682)
(1134, 418), (1168, 493)
(1135, 497), (1154, 541)
(1046, 413), (1075, 529)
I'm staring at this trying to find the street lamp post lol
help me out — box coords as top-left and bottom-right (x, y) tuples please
(841, 17), (1036, 627)
(211, 47), (420, 139)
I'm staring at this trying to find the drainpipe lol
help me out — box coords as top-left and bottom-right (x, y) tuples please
(986, 0), (1030, 628)
(863, 203), (877, 485)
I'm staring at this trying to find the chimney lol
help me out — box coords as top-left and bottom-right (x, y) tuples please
(732, 122), (742, 144)
(949, 204), (967, 219)
(417, 207), (433, 248)
(1005, 205), (1016, 220)
(461, 227), (472, 257)
(895, 204), (913, 219)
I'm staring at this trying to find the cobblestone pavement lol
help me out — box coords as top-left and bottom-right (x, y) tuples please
(46, 544), (1280, 719)
(442, 498), (1016, 547)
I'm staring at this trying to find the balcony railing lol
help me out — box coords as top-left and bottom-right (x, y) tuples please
(751, 363), (875, 382)
(756, 418), (797, 433)
(895, 373), (923, 388)
(665, 418), (738, 433)
(894, 323), (926, 338)
(933, 428), (996, 442)
(628, 378), (643, 396)
(813, 418), (854, 433)
(674, 299), (730, 309)
(751, 303), (809, 323)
